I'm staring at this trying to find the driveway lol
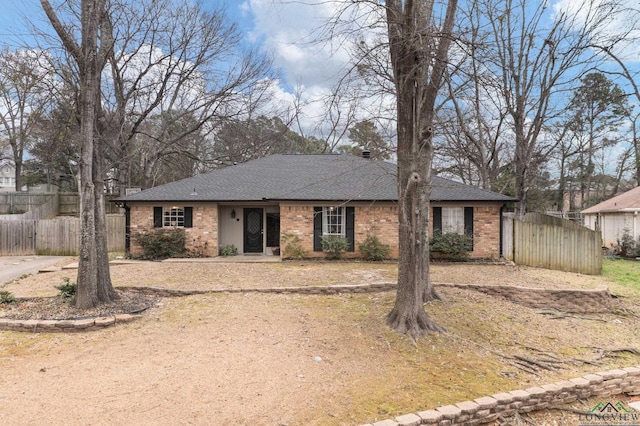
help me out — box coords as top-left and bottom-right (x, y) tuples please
(0, 256), (66, 285)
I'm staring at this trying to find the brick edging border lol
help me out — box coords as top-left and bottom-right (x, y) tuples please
(359, 366), (640, 426)
(0, 283), (612, 333)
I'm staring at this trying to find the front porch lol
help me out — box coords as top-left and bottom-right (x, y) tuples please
(218, 204), (280, 256)
(162, 254), (281, 263)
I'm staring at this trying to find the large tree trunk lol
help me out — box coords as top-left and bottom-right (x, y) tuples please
(42, 0), (116, 308)
(13, 158), (22, 192)
(385, 0), (457, 339)
(76, 0), (117, 308)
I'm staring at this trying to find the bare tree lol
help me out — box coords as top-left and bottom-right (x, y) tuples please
(384, 0), (458, 339)
(589, 35), (640, 184)
(319, 0), (457, 338)
(475, 0), (616, 218)
(0, 47), (54, 191)
(41, 0), (118, 308)
(434, 0), (510, 191)
(97, 0), (273, 193)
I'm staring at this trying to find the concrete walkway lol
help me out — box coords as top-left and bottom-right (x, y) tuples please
(162, 255), (281, 263)
(0, 256), (68, 285)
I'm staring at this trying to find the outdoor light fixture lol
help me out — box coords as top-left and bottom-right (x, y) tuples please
(231, 209), (236, 219)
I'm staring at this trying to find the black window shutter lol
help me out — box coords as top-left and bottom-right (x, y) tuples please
(313, 207), (323, 251)
(184, 207), (193, 228)
(346, 207), (355, 252)
(432, 207), (442, 235)
(464, 206), (474, 250)
(153, 207), (162, 228)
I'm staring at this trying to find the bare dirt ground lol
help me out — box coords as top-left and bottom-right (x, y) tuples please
(0, 259), (638, 425)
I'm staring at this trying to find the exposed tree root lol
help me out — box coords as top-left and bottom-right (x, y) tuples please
(512, 355), (561, 371)
(536, 309), (606, 322)
(386, 307), (445, 342)
(497, 412), (536, 426)
(593, 347), (640, 360)
(547, 406), (594, 416)
(422, 286), (445, 303)
(448, 336), (627, 375)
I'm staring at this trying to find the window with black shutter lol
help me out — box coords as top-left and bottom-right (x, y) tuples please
(314, 206), (355, 251)
(432, 206), (474, 250)
(154, 206), (193, 228)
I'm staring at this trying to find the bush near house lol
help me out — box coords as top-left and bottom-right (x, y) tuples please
(281, 234), (307, 259)
(359, 235), (391, 261)
(219, 244), (237, 257)
(614, 228), (639, 258)
(430, 232), (472, 261)
(134, 228), (187, 260)
(321, 235), (350, 259)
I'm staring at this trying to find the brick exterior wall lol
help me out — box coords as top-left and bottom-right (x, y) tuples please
(469, 204), (502, 259)
(279, 202), (401, 259)
(127, 201), (504, 259)
(280, 202), (504, 259)
(128, 203), (218, 257)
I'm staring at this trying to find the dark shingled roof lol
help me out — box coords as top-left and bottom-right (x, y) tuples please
(116, 154), (516, 203)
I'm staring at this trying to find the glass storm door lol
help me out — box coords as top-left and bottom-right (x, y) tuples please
(243, 208), (263, 253)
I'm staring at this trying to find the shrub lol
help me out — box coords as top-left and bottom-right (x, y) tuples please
(135, 228), (187, 260)
(188, 241), (209, 258)
(359, 235), (391, 261)
(430, 232), (472, 261)
(55, 277), (77, 299)
(616, 228), (636, 258)
(0, 290), (16, 304)
(321, 235), (350, 259)
(219, 244), (237, 257)
(281, 233), (306, 259)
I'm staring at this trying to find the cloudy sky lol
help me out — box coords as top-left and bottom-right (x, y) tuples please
(0, 0), (639, 137)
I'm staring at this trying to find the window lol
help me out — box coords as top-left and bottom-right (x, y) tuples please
(433, 206), (474, 250)
(154, 206), (193, 228)
(322, 206), (345, 236)
(164, 207), (184, 227)
(441, 207), (464, 234)
(313, 206), (355, 252)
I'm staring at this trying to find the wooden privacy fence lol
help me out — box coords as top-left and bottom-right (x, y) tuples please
(502, 213), (602, 275)
(0, 220), (36, 256)
(0, 215), (125, 255)
(0, 193), (59, 221)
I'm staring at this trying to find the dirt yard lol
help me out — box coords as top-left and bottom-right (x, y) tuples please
(0, 260), (638, 425)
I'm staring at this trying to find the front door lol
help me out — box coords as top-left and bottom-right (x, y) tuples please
(244, 208), (263, 253)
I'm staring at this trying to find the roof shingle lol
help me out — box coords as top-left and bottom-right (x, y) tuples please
(582, 186), (640, 213)
(116, 154), (516, 203)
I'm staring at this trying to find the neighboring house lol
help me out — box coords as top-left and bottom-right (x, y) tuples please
(0, 163), (17, 192)
(582, 186), (640, 247)
(115, 154), (516, 259)
(0, 163), (57, 193)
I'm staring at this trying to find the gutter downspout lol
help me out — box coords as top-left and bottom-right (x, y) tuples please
(499, 203), (505, 258)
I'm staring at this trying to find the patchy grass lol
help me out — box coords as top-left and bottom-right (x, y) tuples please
(602, 258), (640, 296)
(1, 261), (639, 425)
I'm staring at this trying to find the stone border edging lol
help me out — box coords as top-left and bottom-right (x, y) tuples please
(437, 283), (612, 313)
(359, 366), (640, 426)
(0, 313), (140, 332)
(0, 282), (612, 333)
(120, 282), (612, 314)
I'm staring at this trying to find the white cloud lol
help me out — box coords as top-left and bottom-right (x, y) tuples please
(552, 0), (640, 62)
(241, 0), (392, 140)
